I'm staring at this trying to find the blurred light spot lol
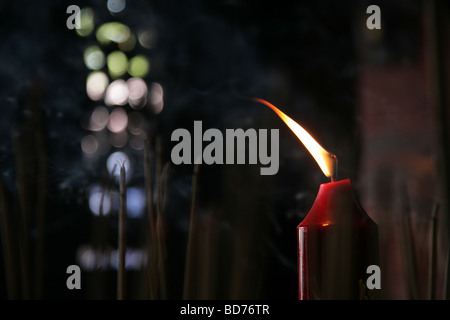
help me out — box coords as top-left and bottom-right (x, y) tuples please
(150, 82), (164, 114)
(75, 7), (94, 37)
(110, 130), (128, 148)
(138, 28), (157, 49)
(89, 186), (112, 215)
(127, 77), (148, 109)
(105, 80), (129, 106)
(86, 71), (109, 101)
(118, 32), (136, 52)
(128, 55), (149, 78)
(107, 0), (126, 14)
(94, 131), (111, 155)
(110, 248), (147, 270)
(96, 22), (131, 45)
(127, 112), (144, 134)
(76, 245), (110, 270)
(107, 51), (128, 78)
(81, 134), (99, 155)
(126, 187), (145, 218)
(77, 245), (96, 270)
(84, 45), (105, 70)
(107, 151), (131, 180)
(89, 106), (109, 132)
(129, 130), (147, 150)
(107, 107), (128, 133)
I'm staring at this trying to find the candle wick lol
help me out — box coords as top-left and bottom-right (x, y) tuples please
(330, 154), (338, 182)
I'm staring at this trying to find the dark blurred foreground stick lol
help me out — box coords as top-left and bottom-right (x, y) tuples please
(0, 180), (17, 299)
(118, 165), (127, 300)
(424, 0), (450, 299)
(144, 140), (158, 299)
(183, 163), (200, 299)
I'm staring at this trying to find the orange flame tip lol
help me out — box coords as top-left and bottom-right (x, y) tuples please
(252, 97), (337, 179)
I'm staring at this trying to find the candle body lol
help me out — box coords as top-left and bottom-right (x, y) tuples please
(297, 179), (379, 299)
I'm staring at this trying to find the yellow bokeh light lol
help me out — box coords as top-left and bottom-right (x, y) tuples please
(107, 51), (128, 78)
(75, 7), (95, 37)
(96, 22), (131, 45)
(119, 33), (136, 52)
(128, 55), (149, 78)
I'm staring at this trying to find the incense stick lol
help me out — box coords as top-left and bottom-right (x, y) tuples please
(12, 129), (31, 299)
(144, 140), (155, 238)
(156, 162), (170, 299)
(117, 165), (127, 300)
(199, 211), (216, 299)
(430, 203), (439, 299)
(424, 0), (450, 299)
(144, 139), (158, 299)
(34, 120), (47, 299)
(183, 163), (200, 299)
(399, 182), (419, 299)
(0, 179), (17, 299)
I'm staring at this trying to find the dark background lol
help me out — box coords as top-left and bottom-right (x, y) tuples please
(0, 0), (448, 300)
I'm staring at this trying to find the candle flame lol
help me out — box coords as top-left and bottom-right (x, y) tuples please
(253, 98), (337, 180)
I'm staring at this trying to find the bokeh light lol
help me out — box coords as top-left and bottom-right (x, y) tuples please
(118, 32), (136, 52)
(86, 71), (109, 101)
(110, 248), (147, 270)
(77, 245), (97, 270)
(107, 0), (126, 14)
(149, 82), (164, 114)
(104, 79), (129, 106)
(127, 111), (145, 134)
(89, 106), (109, 131)
(126, 187), (145, 218)
(96, 22), (131, 45)
(107, 50), (128, 78)
(76, 245), (111, 270)
(127, 77), (148, 109)
(81, 134), (99, 155)
(128, 55), (149, 78)
(75, 7), (95, 37)
(107, 107), (128, 133)
(110, 130), (128, 148)
(88, 186), (112, 215)
(84, 45), (105, 70)
(129, 130), (147, 150)
(106, 151), (131, 180)
(137, 28), (157, 49)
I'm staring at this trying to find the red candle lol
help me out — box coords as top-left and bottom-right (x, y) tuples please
(298, 179), (379, 299)
(253, 98), (380, 300)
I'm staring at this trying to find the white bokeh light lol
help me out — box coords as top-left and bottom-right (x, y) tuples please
(107, 107), (128, 133)
(89, 106), (109, 131)
(105, 80), (129, 106)
(126, 187), (145, 218)
(88, 186), (112, 215)
(127, 77), (148, 109)
(107, 0), (126, 14)
(149, 82), (164, 113)
(106, 151), (131, 180)
(86, 71), (109, 101)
